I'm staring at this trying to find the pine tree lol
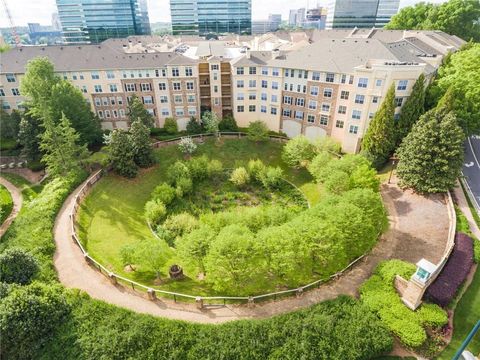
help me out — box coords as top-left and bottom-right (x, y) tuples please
(39, 113), (89, 177)
(395, 74), (425, 146)
(362, 84), (396, 167)
(18, 110), (42, 161)
(108, 129), (138, 178)
(127, 94), (154, 128)
(130, 119), (155, 168)
(396, 109), (464, 193)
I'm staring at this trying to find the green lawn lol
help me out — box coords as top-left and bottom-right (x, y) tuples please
(77, 139), (318, 296)
(0, 172), (43, 202)
(0, 184), (13, 225)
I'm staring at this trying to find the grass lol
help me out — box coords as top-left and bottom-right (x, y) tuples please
(0, 137), (18, 151)
(460, 180), (480, 229)
(0, 184), (13, 225)
(77, 138), (318, 296)
(0, 172), (43, 202)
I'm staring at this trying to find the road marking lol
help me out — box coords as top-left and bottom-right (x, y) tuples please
(468, 136), (480, 169)
(465, 162), (474, 167)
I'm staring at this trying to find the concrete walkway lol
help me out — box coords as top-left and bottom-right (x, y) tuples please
(53, 175), (451, 324)
(454, 181), (480, 240)
(0, 177), (22, 238)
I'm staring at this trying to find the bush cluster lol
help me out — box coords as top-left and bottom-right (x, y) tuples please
(282, 136), (341, 169)
(360, 260), (448, 348)
(0, 248), (39, 285)
(425, 232), (474, 306)
(230, 159), (284, 190)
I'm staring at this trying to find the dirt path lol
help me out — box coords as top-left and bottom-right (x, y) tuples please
(53, 175), (450, 324)
(0, 177), (22, 238)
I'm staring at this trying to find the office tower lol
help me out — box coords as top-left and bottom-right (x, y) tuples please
(51, 13), (62, 31)
(288, 9), (298, 26)
(252, 14), (282, 35)
(170, 0), (252, 36)
(305, 6), (327, 29)
(326, 0), (400, 29)
(288, 8), (306, 27)
(56, 0), (151, 44)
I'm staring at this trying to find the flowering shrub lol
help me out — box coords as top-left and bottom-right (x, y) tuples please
(178, 137), (197, 155)
(425, 232), (474, 307)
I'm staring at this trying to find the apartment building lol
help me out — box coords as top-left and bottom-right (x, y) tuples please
(0, 28), (464, 153)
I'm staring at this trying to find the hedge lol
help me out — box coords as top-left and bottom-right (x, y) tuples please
(425, 233), (474, 307)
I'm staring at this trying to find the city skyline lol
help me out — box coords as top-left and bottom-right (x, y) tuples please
(0, 0), (449, 28)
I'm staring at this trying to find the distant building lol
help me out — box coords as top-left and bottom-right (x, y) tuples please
(288, 8), (306, 27)
(170, 0), (252, 36)
(326, 0), (400, 29)
(252, 14), (282, 35)
(51, 13), (61, 31)
(27, 22), (62, 44)
(56, 0), (151, 44)
(304, 7), (327, 29)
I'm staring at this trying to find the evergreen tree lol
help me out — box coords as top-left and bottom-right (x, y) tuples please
(130, 119), (155, 168)
(127, 94), (154, 128)
(108, 129), (138, 178)
(39, 114), (89, 177)
(0, 109), (21, 140)
(18, 111), (42, 161)
(361, 84), (396, 167)
(395, 74), (425, 146)
(396, 109), (464, 193)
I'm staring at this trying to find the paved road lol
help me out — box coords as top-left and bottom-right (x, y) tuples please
(462, 136), (480, 214)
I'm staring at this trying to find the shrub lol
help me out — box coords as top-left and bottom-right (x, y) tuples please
(247, 120), (269, 142)
(218, 115), (238, 131)
(151, 183), (176, 206)
(144, 199), (167, 226)
(313, 137), (341, 154)
(187, 155), (209, 180)
(163, 213), (199, 245)
(166, 161), (190, 185)
(247, 159), (266, 181)
(0, 283), (70, 360)
(202, 111), (219, 134)
(175, 176), (193, 197)
(324, 170), (350, 194)
(207, 159), (223, 178)
(307, 151), (333, 181)
(119, 243), (136, 270)
(230, 167), (250, 187)
(258, 166), (284, 189)
(178, 137), (197, 155)
(0, 248), (39, 285)
(163, 117), (178, 134)
(282, 136), (315, 168)
(425, 233), (474, 306)
(474, 238), (480, 263)
(186, 117), (203, 134)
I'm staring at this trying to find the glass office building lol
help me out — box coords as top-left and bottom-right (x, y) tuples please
(326, 0), (400, 29)
(56, 0), (151, 44)
(170, 0), (252, 36)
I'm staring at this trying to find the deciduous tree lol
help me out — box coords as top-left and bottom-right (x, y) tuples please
(127, 94), (154, 128)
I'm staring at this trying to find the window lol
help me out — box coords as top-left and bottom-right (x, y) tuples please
(376, 79), (382, 87)
(326, 73), (335, 83)
(6, 73), (16, 82)
(355, 94), (365, 104)
(81, 86), (87, 93)
(271, 95), (278, 103)
(372, 96), (379, 104)
(187, 95), (196, 103)
(94, 85), (103, 93)
(395, 97), (404, 107)
(109, 84), (118, 92)
(188, 107), (196, 116)
(125, 83), (136, 92)
(303, 85), (307, 93)
(237, 105), (244, 112)
(295, 111), (304, 120)
(338, 105), (347, 114)
(91, 71), (100, 80)
(290, 69), (295, 78)
(285, 69), (289, 77)
(159, 83), (167, 90)
(320, 115), (328, 126)
(130, 71), (135, 78)
(321, 103), (330, 112)
(97, 110), (103, 118)
(283, 109), (291, 117)
(147, 109), (155, 116)
(214, 85), (218, 93)
(349, 75), (354, 85)
(102, 97), (108, 106)
(161, 108), (169, 116)
(272, 81), (278, 90)
(80, 74), (84, 80)
(0, 89), (4, 96)
(341, 74), (347, 84)
(186, 82), (194, 90)
(173, 82), (181, 91)
(249, 105), (256, 112)
(161, 68), (167, 77)
(94, 98), (101, 106)
(237, 80), (244, 88)
(296, 98), (305, 107)
(249, 67), (256, 75)
(357, 78), (368, 88)
(141, 83), (151, 92)
(237, 93), (244, 100)
(119, 109), (126, 118)
(284, 83), (288, 91)
(160, 96), (168, 103)
(185, 67), (193, 76)
(262, 67), (268, 75)
(213, 73), (218, 81)
(352, 110), (362, 119)
(172, 67), (179, 77)
(237, 67), (244, 75)
(261, 80), (268, 88)
(369, 112), (375, 119)
(105, 110), (111, 118)
(336, 120), (344, 128)
(261, 93), (267, 101)
(290, 84), (293, 91)
(271, 107), (277, 115)
(308, 100), (317, 110)
(283, 96), (293, 105)
(312, 72), (320, 81)
(106, 71), (115, 79)
(297, 85), (301, 93)
(340, 91), (349, 100)
(261, 105), (267, 113)
(112, 110), (118, 118)
(307, 114), (315, 123)
(62, 73), (68, 80)
(117, 96), (123, 105)
(272, 68), (279, 76)
(397, 80), (408, 91)
(176, 108), (184, 116)
(249, 80), (256, 88)
(310, 86), (319, 96)
(323, 88), (333, 98)
(349, 125), (359, 134)
(298, 70), (303, 79)
(11, 88), (20, 96)
(174, 95), (182, 103)
(249, 93), (257, 100)
(211, 64), (219, 70)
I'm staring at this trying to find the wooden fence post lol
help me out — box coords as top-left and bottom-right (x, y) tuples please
(147, 288), (156, 300)
(195, 296), (203, 309)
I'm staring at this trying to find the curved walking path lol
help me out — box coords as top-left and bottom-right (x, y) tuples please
(53, 175), (450, 324)
(0, 177), (22, 238)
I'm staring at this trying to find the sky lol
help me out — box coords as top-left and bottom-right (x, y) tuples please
(0, 0), (449, 28)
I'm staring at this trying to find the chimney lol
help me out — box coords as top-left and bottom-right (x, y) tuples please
(271, 48), (280, 60)
(246, 50), (251, 59)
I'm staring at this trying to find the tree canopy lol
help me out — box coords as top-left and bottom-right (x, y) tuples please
(127, 94), (154, 128)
